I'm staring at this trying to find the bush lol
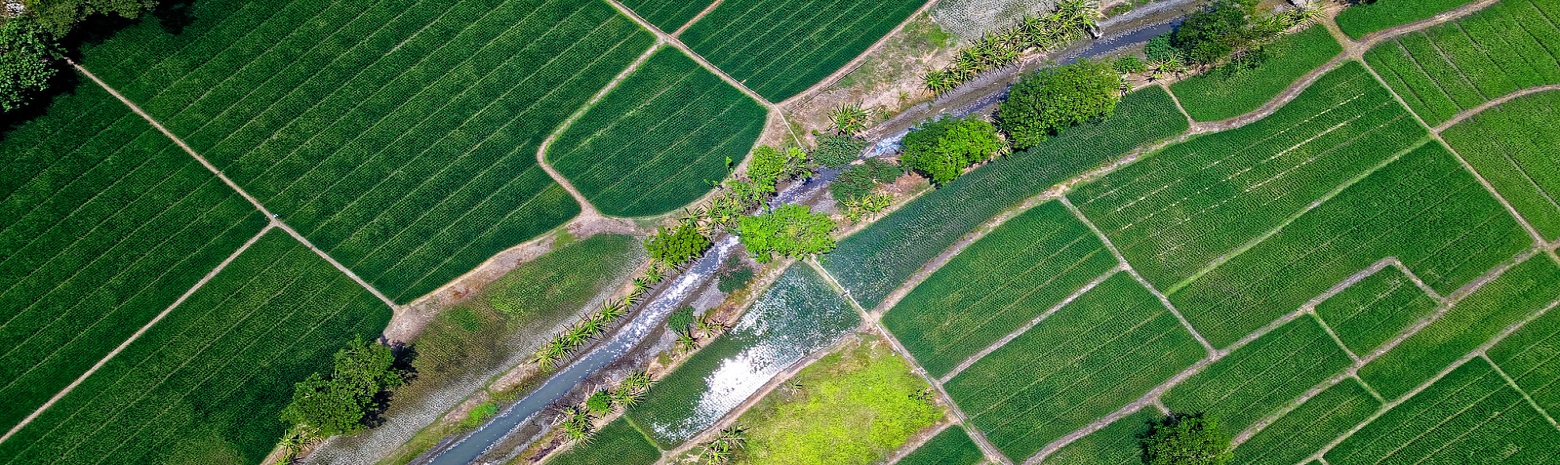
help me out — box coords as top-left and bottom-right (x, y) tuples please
(1172, 0), (1261, 65)
(645, 222), (710, 268)
(0, 17), (62, 112)
(668, 306), (696, 333)
(812, 133), (869, 168)
(830, 159), (901, 203)
(1138, 413), (1232, 465)
(1145, 35), (1182, 63)
(738, 205), (837, 262)
(281, 339), (407, 438)
(1114, 56), (1149, 74)
(998, 60), (1122, 150)
(901, 116), (1004, 185)
(717, 255), (755, 294)
(748, 145), (811, 193)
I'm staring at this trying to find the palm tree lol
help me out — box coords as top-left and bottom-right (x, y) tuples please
(676, 331), (699, 354)
(829, 103), (872, 136)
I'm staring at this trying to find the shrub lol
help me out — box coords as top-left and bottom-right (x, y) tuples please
(1138, 413), (1232, 465)
(281, 339), (407, 438)
(1173, 0), (1260, 64)
(462, 402), (499, 428)
(1145, 35), (1182, 63)
(830, 158), (902, 203)
(645, 222), (710, 268)
(829, 103), (872, 136)
(738, 205), (837, 262)
(901, 116), (1004, 185)
(748, 145), (811, 194)
(668, 306), (696, 333)
(586, 390), (614, 415)
(0, 17), (62, 112)
(717, 255), (755, 294)
(1114, 56), (1149, 74)
(998, 59), (1122, 150)
(812, 134), (869, 168)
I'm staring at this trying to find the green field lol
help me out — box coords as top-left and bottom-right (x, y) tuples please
(0, 230), (392, 464)
(822, 87), (1187, 310)
(1336, 0), (1478, 38)
(1042, 411), (1154, 465)
(619, 0), (715, 32)
(680, 0), (926, 101)
(897, 426), (985, 465)
(1170, 142), (1531, 348)
(1163, 317), (1353, 433)
(1443, 90), (1560, 240)
(883, 201), (1117, 377)
(1488, 301), (1560, 419)
(1363, 0), (1560, 127)
(945, 274), (1205, 461)
(543, 417), (660, 465)
(1314, 266), (1440, 355)
(0, 83), (268, 432)
(1170, 25), (1343, 121)
(73, 0), (660, 302)
(1073, 62), (1426, 291)
(1232, 380), (1379, 465)
(1328, 359), (1560, 464)
(547, 47), (766, 217)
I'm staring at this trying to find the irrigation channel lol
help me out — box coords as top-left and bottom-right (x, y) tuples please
(418, 6), (1197, 464)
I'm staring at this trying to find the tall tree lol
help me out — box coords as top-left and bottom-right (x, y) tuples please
(1138, 412), (1232, 465)
(997, 59), (1121, 150)
(0, 16), (61, 112)
(900, 116), (1004, 185)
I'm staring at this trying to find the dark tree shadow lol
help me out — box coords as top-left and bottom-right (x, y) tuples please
(153, 0), (197, 35)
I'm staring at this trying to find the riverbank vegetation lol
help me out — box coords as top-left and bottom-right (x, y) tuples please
(922, 0), (1099, 95)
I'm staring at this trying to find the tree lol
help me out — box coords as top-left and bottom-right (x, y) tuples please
(26, 0), (160, 37)
(900, 116), (1004, 185)
(645, 222), (710, 268)
(281, 339), (406, 438)
(737, 204), (836, 263)
(1137, 413), (1232, 465)
(747, 145), (810, 194)
(1171, 0), (1260, 65)
(997, 59), (1120, 150)
(0, 17), (61, 112)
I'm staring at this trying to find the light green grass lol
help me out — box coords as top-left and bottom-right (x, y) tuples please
(1163, 316), (1353, 432)
(896, 426), (985, 465)
(1170, 25), (1343, 121)
(1314, 266), (1439, 355)
(544, 417), (661, 465)
(1231, 379), (1379, 465)
(1043, 411), (1155, 465)
(1443, 90), (1560, 241)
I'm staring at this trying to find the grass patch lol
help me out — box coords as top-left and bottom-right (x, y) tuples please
(1232, 379), (1379, 465)
(1336, 0), (1478, 39)
(1442, 89), (1560, 241)
(1163, 317), (1354, 433)
(1170, 25), (1343, 121)
(1045, 411), (1155, 465)
(896, 426), (985, 465)
(1314, 266), (1439, 355)
(543, 417), (661, 465)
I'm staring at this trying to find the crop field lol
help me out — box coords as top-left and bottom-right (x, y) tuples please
(1170, 25), (1343, 121)
(1359, 255), (1560, 400)
(822, 87), (1187, 310)
(619, 0), (714, 32)
(883, 201), (1117, 377)
(544, 418), (660, 465)
(1168, 142), (1531, 348)
(897, 426), (985, 465)
(679, 0), (926, 101)
(0, 230), (392, 464)
(547, 48), (767, 217)
(1042, 411), (1154, 465)
(1313, 266), (1440, 355)
(1443, 90), (1560, 241)
(1232, 380), (1380, 465)
(0, 84), (268, 432)
(71, 0), (659, 302)
(1072, 62), (1426, 290)
(1488, 301), (1560, 417)
(1162, 317), (1353, 433)
(945, 274), (1205, 461)
(1336, 0), (1477, 38)
(1363, 0), (1560, 127)
(1328, 359), (1560, 464)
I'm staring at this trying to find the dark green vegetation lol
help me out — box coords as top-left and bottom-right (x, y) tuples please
(680, 0), (925, 101)
(1170, 0), (1294, 65)
(0, 230), (391, 464)
(1313, 266), (1439, 355)
(1337, 0), (1477, 38)
(884, 201), (1116, 377)
(1488, 299), (1560, 419)
(901, 116), (1004, 185)
(1044, 412), (1155, 465)
(945, 274), (1205, 461)
(1137, 413), (1232, 465)
(896, 426), (985, 465)
(1443, 90), (1560, 241)
(0, 16), (60, 112)
(1162, 317), (1353, 433)
(823, 87), (1187, 310)
(543, 418), (660, 465)
(1170, 25), (1342, 121)
(811, 134), (868, 168)
(1231, 380), (1378, 465)
(0, 83), (266, 432)
(998, 59), (1122, 149)
(1328, 359), (1560, 464)
(281, 339), (406, 438)
(646, 223), (711, 268)
(738, 205), (836, 262)
(829, 158), (900, 203)
(617, 0), (713, 32)
(547, 47), (766, 217)
(746, 145), (810, 194)
(1363, 0), (1560, 127)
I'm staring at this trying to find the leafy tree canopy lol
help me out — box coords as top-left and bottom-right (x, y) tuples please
(0, 16), (61, 112)
(901, 116), (1003, 185)
(748, 145), (811, 194)
(738, 204), (836, 263)
(1138, 413), (1232, 465)
(25, 0), (159, 36)
(998, 59), (1121, 150)
(281, 339), (406, 438)
(645, 222), (711, 268)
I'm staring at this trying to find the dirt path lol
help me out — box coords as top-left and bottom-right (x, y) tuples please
(671, 0), (723, 37)
(939, 269), (1122, 383)
(1432, 84), (1560, 132)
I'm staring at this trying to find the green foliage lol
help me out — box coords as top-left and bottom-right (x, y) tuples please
(1137, 413), (1232, 465)
(921, 1), (1097, 93)
(1144, 35), (1182, 63)
(24, 0), (158, 36)
(738, 204), (837, 263)
(461, 402), (500, 428)
(1172, 0), (1260, 64)
(901, 116), (1003, 185)
(829, 158), (901, 203)
(1169, 25), (1342, 121)
(0, 17), (61, 112)
(829, 103), (872, 136)
(544, 418), (661, 465)
(646, 222), (711, 268)
(668, 306), (696, 333)
(281, 339), (406, 439)
(998, 59), (1121, 149)
(748, 145), (811, 194)
(1113, 55), (1148, 74)
(811, 133), (868, 168)
(586, 390), (614, 415)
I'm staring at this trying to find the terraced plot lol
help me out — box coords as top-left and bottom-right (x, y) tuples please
(0, 84), (267, 432)
(883, 201), (1118, 377)
(1488, 302), (1560, 419)
(1336, 0), (1478, 38)
(1163, 317), (1353, 433)
(945, 273), (1206, 461)
(1364, 0), (1560, 126)
(1171, 142), (1531, 348)
(543, 418), (660, 465)
(74, 0), (658, 302)
(547, 47), (767, 217)
(0, 230), (392, 464)
(680, 0), (925, 101)
(618, 0), (714, 32)
(1170, 25), (1343, 121)
(1232, 380), (1379, 465)
(1442, 90), (1560, 241)
(1314, 265), (1441, 355)
(1042, 411), (1155, 465)
(897, 426), (985, 465)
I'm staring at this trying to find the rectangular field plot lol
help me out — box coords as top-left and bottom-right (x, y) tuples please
(0, 230), (392, 464)
(1443, 90), (1560, 241)
(1360, 255), (1560, 400)
(883, 201), (1118, 378)
(1072, 62), (1425, 290)
(1042, 411), (1155, 465)
(1170, 25), (1343, 122)
(898, 426), (985, 465)
(1335, 0), (1478, 38)
(1231, 379), (1379, 465)
(1489, 303), (1560, 426)
(679, 0), (925, 101)
(1170, 142), (1531, 348)
(544, 417), (661, 465)
(945, 273), (1206, 462)
(1315, 265), (1440, 355)
(0, 84), (266, 431)
(1327, 359), (1560, 465)
(547, 47), (766, 217)
(74, 0), (659, 302)
(619, 0), (714, 32)
(1163, 317), (1354, 433)
(1363, 0), (1560, 126)
(823, 87), (1187, 310)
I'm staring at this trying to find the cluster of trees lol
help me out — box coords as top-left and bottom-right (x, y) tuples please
(901, 116), (1004, 185)
(1, 0), (166, 112)
(1137, 413), (1232, 465)
(279, 339), (407, 450)
(922, 0), (1099, 95)
(738, 204), (836, 263)
(559, 370), (652, 441)
(1143, 0), (1315, 79)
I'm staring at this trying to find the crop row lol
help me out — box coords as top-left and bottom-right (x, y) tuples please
(619, 0), (714, 32)
(945, 274), (1205, 461)
(544, 417), (661, 465)
(1170, 25), (1344, 122)
(822, 87), (1188, 310)
(0, 85), (267, 432)
(1073, 62), (1425, 289)
(1169, 142), (1530, 348)
(680, 0), (925, 101)
(548, 48), (767, 217)
(884, 201), (1117, 378)
(1364, 0), (1560, 126)
(1231, 379), (1379, 465)
(1043, 411), (1156, 465)
(897, 426), (985, 465)
(0, 231), (392, 464)
(1442, 90), (1560, 241)
(1314, 265), (1439, 355)
(1487, 298), (1560, 421)
(1335, 0), (1479, 39)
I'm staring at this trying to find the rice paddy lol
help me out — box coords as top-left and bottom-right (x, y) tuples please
(1313, 265), (1440, 356)
(1231, 380), (1380, 465)
(1442, 89), (1560, 241)
(1162, 317), (1354, 433)
(1336, 0), (1480, 38)
(1042, 412), (1155, 465)
(543, 418), (660, 465)
(896, 426), (985, 465)
(1170, 25), (1343, 121)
